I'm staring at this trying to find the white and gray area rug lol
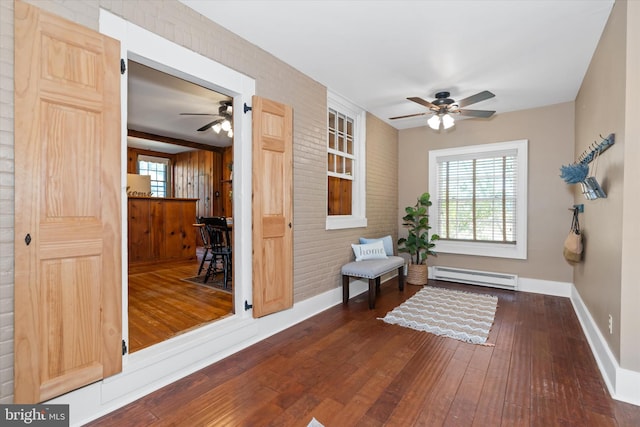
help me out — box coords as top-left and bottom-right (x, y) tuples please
(380, 285), (498, 345)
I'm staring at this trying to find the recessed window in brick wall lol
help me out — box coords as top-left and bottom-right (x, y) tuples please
(326, 92), (366, 230)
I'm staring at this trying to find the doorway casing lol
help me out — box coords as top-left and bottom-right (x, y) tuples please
(101, 7), (257, 367)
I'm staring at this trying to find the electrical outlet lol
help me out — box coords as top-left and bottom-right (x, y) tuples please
(608, 314), (613, 334)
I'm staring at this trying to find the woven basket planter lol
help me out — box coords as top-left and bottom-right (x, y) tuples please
(406, 263), (428, 285)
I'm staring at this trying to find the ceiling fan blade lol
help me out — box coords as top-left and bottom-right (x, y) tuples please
(197, 120), (220, 132)
(458, 109), (495, 118)
(456, 90), (495, 108)
(389, 112), (427, 120)
(407, 97), (437, 110)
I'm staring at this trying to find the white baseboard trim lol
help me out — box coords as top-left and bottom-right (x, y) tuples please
(570, 285), (640, 406)
(428, 267), (573, 297)
(616, 367), (640, 405)
(517, 277), (573, 297)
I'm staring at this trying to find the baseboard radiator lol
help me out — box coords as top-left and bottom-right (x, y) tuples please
(432, 266), (518, 290)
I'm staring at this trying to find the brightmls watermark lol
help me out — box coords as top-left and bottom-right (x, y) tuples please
(1, 405), (69, 426)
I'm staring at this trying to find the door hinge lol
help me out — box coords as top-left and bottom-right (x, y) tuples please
(120, 58), (126, 75)
(122, 339), (127, 355)
(243, 103), (252, 114)
(244, 300), (253, 311)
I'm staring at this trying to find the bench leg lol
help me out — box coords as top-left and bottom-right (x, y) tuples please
(343, 269), (400, 310)
(342, 275), (350, 304)
(397, 266), (405, 291)
(368, 278), (377, 309)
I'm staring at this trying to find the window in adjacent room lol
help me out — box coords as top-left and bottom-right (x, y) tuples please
(428, 139), (528, 259)
(326, 91), (367, 229)
(138, 154), (170, 198)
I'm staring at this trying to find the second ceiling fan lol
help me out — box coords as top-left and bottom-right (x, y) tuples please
(180, 101), (234, 136)
(391, 90), (496, 130)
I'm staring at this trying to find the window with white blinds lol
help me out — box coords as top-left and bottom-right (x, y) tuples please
(429, 140), (528, 259)
(437, 151), (517, 242)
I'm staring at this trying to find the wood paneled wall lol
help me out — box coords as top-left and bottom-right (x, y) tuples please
(127, 147), (228, 219)
(221, 147), (232, 217)
(174, 149), (223, 218)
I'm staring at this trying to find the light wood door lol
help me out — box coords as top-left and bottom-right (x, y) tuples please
(252, 96), (293, 317)
(14, 0), (122, 403)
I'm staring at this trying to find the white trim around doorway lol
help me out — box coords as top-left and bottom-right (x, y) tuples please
(98, 9), (256, 339)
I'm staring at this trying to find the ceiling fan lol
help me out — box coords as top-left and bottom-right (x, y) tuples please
(390, 90), (495, 130)
(180, 101), (233, 136)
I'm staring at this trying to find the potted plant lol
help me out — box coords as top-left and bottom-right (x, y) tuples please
(398, 192), (440, 285)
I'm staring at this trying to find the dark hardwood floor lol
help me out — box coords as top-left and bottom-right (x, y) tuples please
(128, 254), (233, 353)
(91, 279), (640, 426)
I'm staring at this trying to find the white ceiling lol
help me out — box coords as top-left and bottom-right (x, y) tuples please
(179, 0), (614, 130)
(127, 60), (233, 150)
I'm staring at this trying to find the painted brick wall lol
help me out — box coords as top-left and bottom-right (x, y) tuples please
(0, 0), (15, 405)
(0, 0), (399, 403)
(365, 113), (400, 241)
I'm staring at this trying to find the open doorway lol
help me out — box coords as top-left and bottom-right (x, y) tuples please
(126, 61), (235, 352)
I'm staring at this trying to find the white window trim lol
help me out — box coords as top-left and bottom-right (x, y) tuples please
(138, 154), (171, 198)
(428, 139), (528, 259)
(326, 91), (367, 230)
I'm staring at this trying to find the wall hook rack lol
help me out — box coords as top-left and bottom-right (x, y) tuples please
(577, 133), (615, 165)
(560, 133), (615, 185)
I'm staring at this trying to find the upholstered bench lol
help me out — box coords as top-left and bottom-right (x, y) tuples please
(342, 256), (405, 309)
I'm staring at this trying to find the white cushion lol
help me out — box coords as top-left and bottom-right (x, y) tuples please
(351, 240), (388, 261)
(359, 235), (394, 256)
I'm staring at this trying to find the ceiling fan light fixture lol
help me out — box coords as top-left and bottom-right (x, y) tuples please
(221, 119), (232, 132)
(442, 113), (455, 129)
(227, 128), (233, 138)
(212, 122), (222, 133)
(391, 90), (495, 127)
(427, 114), (441, 130)
(219, 103), (233, 115)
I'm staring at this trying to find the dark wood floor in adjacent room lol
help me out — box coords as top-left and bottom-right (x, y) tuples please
(128, 258), (233, 353)
(89, 279), (640, 426)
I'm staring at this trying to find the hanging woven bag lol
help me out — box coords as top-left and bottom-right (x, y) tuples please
(563, 208), (583, 263)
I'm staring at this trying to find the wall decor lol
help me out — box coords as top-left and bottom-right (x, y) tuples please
(559, 133), (614, 200)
